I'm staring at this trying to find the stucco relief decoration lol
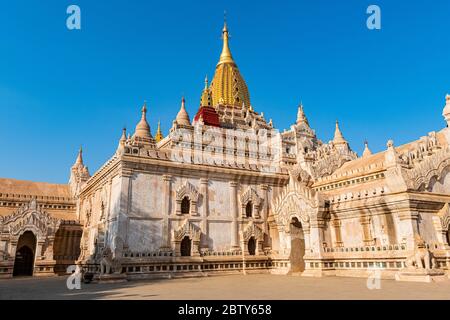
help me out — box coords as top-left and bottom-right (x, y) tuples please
(240, 187), (263, 218)
(308, 144), (357, 178)
(437, 203), (450, 231)
(272, 178), (320, 231)
(401, 133), (450, 190)
(242, 221), (264, 242)
(288, 167), (313, 187)
(1, 198), (61, 239)
(172, 219), (201, 242)
(175, 181), (200, 215)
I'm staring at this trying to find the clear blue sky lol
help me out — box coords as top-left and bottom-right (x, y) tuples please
(1, 0), (449, 184)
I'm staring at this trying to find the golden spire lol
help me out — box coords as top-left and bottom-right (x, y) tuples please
(200, 76), (212, 107)
(362, 140), (372, 158)
(155, 120), (163, 142)
(209, 19), (251, 108)
(218, 13), (235, 66)
(134, 101), (153, 139)
(333, 120), (347, 145)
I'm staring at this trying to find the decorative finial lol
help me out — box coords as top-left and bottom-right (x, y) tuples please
(333, 120), (347, 145)
(74, 146), (84, 166)
(118, 127), (127, 149)
(297, 103), (309, 126)
(175, 96), (191, 126)
(134, 101), (153, 140)
(224, 10), (227, 27)
(387, 139), (394, 148)
(155, 120), (163, 142)
(200, 78), (212, 107)
(218, 14), (234, 66)
(362, 140), (372, 157)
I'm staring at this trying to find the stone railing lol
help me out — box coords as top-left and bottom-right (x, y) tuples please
(323, 244), (407, 253)
(200, 250), (243, 257)
(122, 250), (174, 258)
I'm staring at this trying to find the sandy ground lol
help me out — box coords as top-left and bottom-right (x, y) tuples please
(0, 274), (449, 300)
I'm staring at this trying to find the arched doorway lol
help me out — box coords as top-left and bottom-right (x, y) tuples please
(290, 217), (305, 272)
(13, 231), (37, 276)
(180, 236), (191, 256)
(248, 237), (256, 255)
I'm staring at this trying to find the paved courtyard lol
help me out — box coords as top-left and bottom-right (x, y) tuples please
(0, 274), (450, 300)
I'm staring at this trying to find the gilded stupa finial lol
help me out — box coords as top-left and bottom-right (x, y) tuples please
(218, 12), (235, 66)
(204, 75), (209, 90)
(223, 10), (227, 30)
(201, 77), (212, 107)
(155, 120), (163, 142)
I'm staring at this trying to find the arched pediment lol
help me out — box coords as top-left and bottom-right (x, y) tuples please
(242, 221), (264, 242)
(172, 219), (201, 242)
(176, 181), (200, 202)
(405, 145), (450, 191)
(240, 186), (262, 207)
(0, 198), (61, 240)
(272, 179), (322, 230)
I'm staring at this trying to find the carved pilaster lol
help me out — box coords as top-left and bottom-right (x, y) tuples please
(200, 178), (209, 248)
(331, 219), (343, 248)
(230, 181), (239, 249)
(397, 209), (420, 250)
(200, 178), (209, 217)
(260, 184), (269, 221)
(360, 216), (374, 246)
(161, 175), (172, 249)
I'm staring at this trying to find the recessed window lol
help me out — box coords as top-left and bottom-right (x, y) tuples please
(181, 197), (190, 214)
(246, 202), (253, 218)
(248, 237), (256, 255)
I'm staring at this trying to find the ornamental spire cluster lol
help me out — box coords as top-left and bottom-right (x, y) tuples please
(134, 101), (153, 140)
